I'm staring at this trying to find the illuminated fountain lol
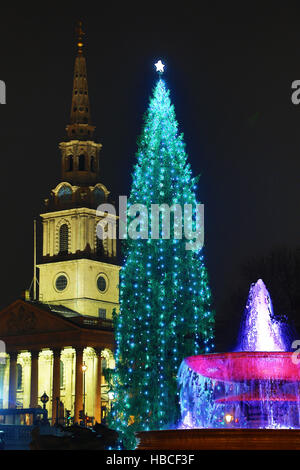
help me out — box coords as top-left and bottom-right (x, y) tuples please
(137, 279), (300, 448)
(178, 279), (300, 429)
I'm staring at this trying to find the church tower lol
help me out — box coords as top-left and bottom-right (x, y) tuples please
(37, 23), (120, 319)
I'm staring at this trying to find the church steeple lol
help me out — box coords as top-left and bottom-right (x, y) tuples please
(38, 21), (119, 328)
(38, 22), (120, 326)
(66, 21), (95, 141)
(59, 22), (102, 186)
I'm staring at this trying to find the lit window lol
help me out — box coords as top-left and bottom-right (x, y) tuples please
(60, 360), (65, 388)
(98, 308), (106, 319)
(17, 364), (23, 390)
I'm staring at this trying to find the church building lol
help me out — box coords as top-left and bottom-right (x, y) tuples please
(0, 24), (120, 425)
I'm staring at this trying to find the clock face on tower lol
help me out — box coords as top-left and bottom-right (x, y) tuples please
(58, 185), (72, 201)
(55, 274), (68, 291)
(97, 275), (107, 292)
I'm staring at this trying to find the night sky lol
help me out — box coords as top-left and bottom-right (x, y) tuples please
(0, 6), (299, 332)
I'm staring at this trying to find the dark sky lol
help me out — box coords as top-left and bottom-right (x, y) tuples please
(0, 6), (299, 320)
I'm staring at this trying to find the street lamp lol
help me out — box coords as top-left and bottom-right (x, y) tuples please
(40, 392), (49, 424)
(40, 392), (49, 410)
(82, 362), (88, 426)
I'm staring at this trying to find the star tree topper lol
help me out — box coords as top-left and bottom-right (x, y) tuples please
(155, 60), (165, 74)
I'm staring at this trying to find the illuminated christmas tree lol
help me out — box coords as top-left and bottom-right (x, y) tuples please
(110, 63), (214, 448)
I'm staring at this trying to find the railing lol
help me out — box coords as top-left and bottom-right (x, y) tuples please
(0, 423), (64, 450)
(0, 424), (32, 440)
(0, 424), (33, 449)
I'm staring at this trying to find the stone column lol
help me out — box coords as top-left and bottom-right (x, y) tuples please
(42, 220), (46, 256)
(0, 363), (5, 408)
(47, 219), (50, 255)
(71, 215), (77, 253)
(80, 216), (86, 251)
(74, 348), (84, 423)
(42, 219), (49, 256)
(8, 352), (17, 408)
(94, 349), (102, 423)
(110, 219), (116, 257)
(30, 351), (39, 408)
(102, 219), (108, 255)
(107, 222), (112, 257)
(113, 231), (117, 257)
(89, 216), (94, 251)
(49, 219), (55, 256)
(86, 215), (91, 251)
(51, 349), (61, 424)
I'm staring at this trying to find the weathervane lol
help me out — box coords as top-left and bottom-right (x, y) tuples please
(155, 60), (165, 74)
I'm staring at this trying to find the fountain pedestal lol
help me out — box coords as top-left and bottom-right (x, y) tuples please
(136, 428), (300, 450)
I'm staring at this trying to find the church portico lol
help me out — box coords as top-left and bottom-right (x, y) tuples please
(0, 300), (115, 424)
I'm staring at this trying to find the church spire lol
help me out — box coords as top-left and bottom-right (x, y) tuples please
(59, 22), (102, 186)
(66, 21), (95, 140)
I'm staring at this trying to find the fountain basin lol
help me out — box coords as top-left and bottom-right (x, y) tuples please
(185, 352), (300, 382)
(178, 351), (300, 429)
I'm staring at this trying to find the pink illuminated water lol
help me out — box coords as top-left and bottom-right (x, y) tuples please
(178, 279), (300, 429)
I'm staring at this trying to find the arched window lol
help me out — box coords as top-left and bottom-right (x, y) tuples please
(17, 364), (23, 390)
(59, 224), (69, 253)
(94, 187), (105, 207)
(96, 226), (104, 256)
(58, 185), (72, 202)
(67, 155), (73, 172)
(79, 154), (85, 170)
(90, 156), (95, 172)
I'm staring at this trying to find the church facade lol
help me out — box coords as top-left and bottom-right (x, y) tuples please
(0, 26), (120, 425)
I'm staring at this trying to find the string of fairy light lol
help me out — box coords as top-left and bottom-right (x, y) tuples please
(109, 60), (214, 449)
